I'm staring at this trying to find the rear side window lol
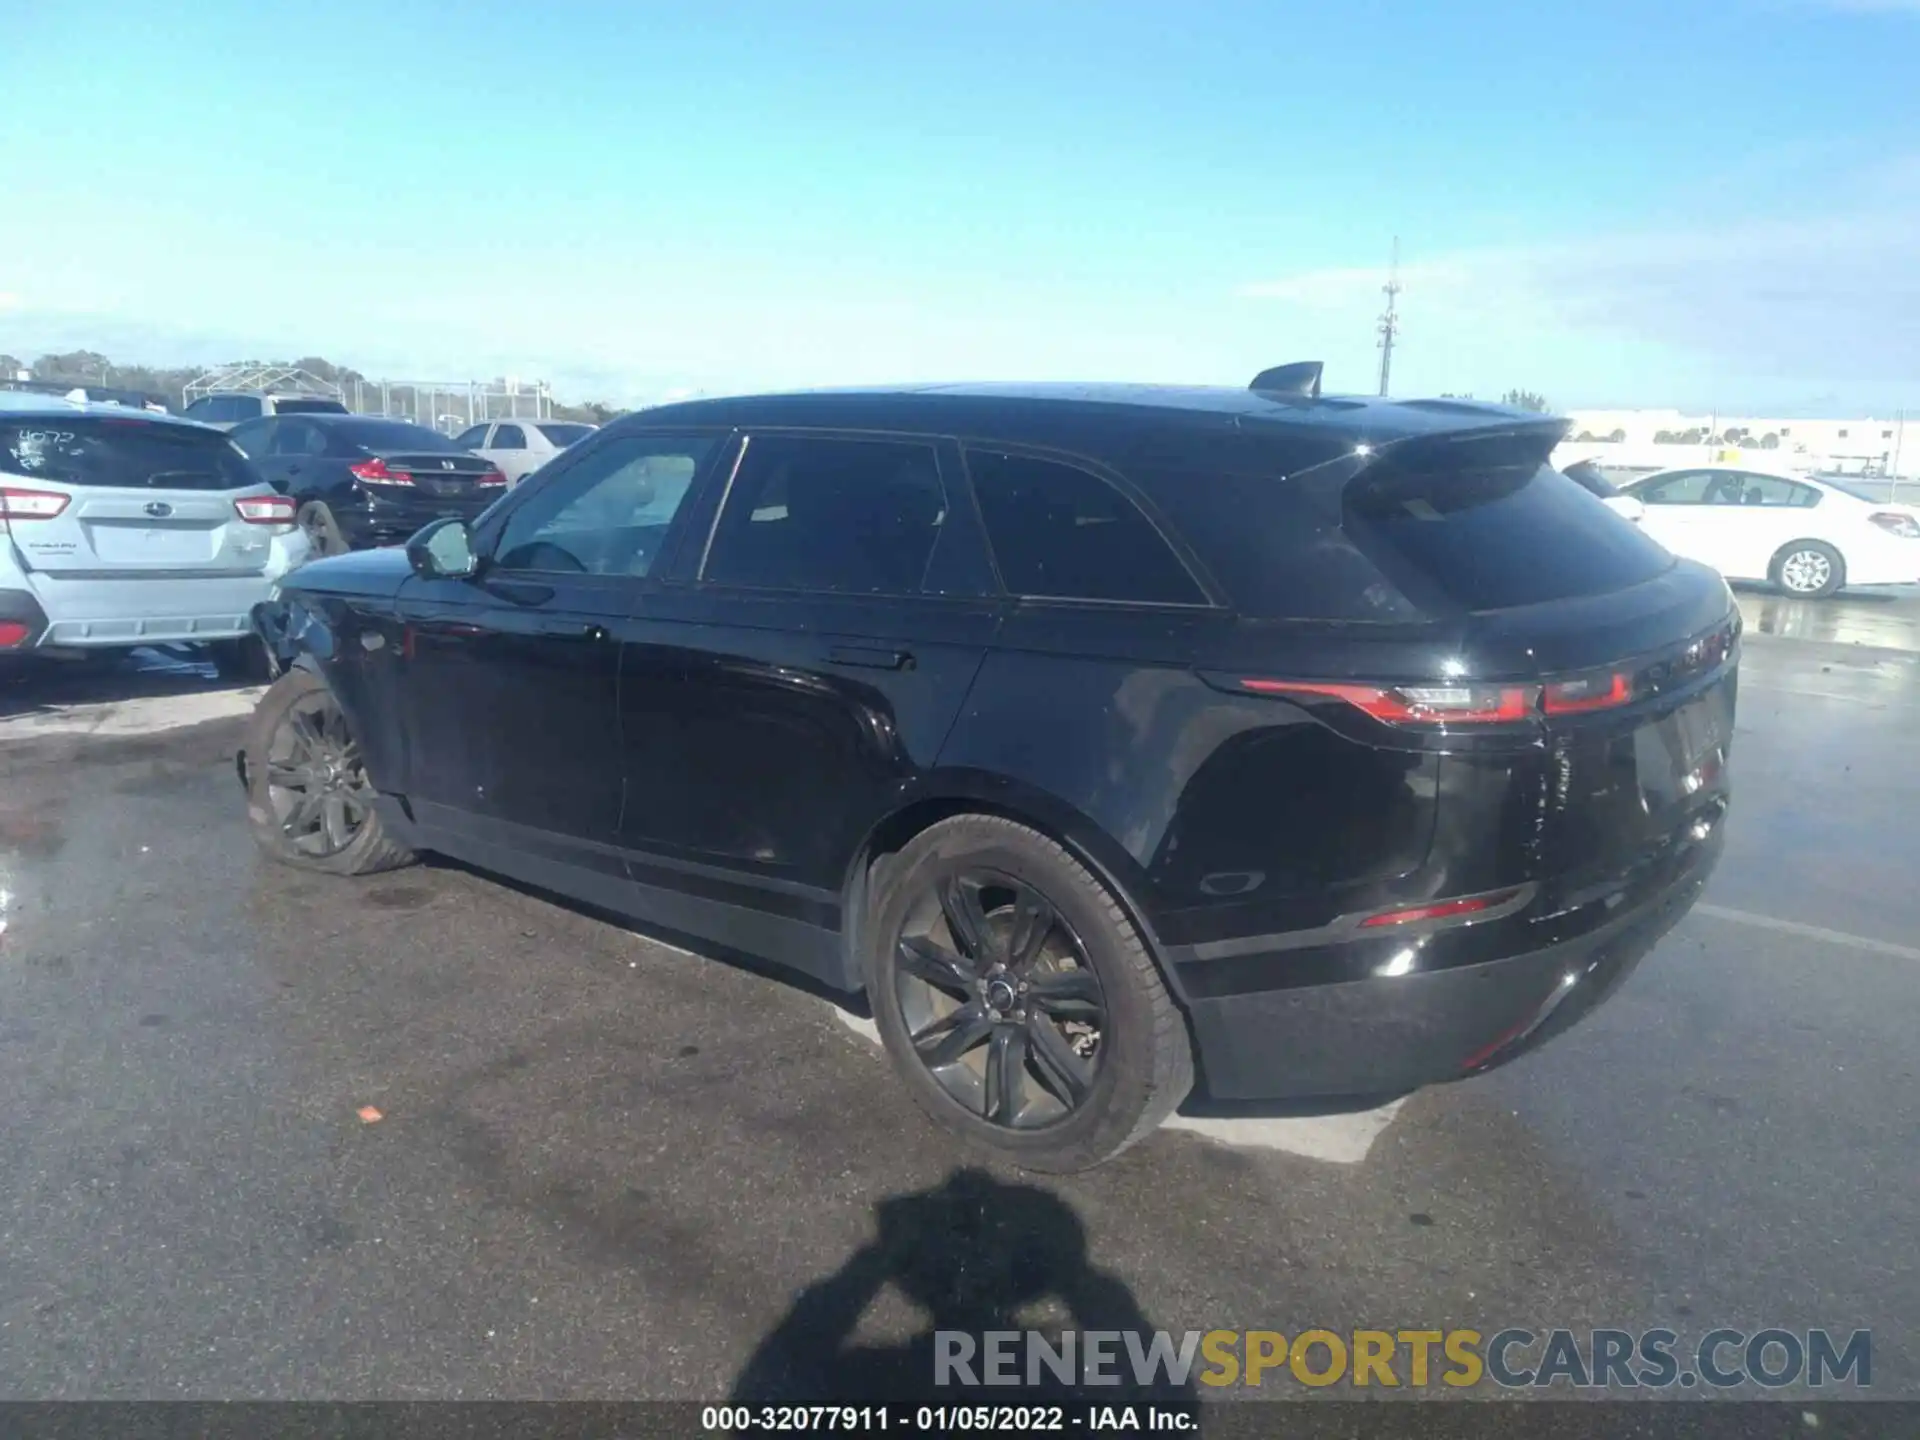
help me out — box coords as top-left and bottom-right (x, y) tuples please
(966, 450), (1206, 605)
(215, 396), (262, 422)
(538, 423), (593, 447)
(0, 419), (262, 491)
(493, 424), (527, 449)
(1344, 458), (1672, 612)
(703, 434), (948, 595)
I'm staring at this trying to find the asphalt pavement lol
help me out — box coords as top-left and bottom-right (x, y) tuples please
(1, 591), (1916, 1408)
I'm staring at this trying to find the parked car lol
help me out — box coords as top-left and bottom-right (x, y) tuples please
(241, 372), (1736, 1171)
(1, 378), (172, 413)
(228, 413), (507, 556)
(1620, 465), (1920, 597)
(451, 419), (598, 485)
(1561, 459), (1646, 524)
(179, 392), (349, 430)
(0, 395), (307, 678)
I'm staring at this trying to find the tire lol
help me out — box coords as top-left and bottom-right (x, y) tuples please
(209, 636), (276, 684)
(1772, 540), (1845, 598)
(242, 668), (415, 876)
(863, 815), (1193, 1172)
(297, 501), (349, 557)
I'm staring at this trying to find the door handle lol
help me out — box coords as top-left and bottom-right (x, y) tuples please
(825, 645), (914, 671)
(538, 620), (610, 641)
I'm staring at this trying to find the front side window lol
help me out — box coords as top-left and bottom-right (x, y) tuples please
(494, 433), (715, 576)
(966, 449), (1206, 605)
(492, 424), (527, 450)
(702, 434), (948, 595)
(216, 396), (263, 423)
(227, 419), (274, 457)
(1634, 471), (1715, 505)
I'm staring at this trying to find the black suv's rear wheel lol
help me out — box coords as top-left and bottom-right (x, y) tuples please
(243, 669), (414, 876)
(863, 815), (1192, 1172)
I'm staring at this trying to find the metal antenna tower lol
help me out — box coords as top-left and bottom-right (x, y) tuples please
(1376, 237), (1402, 397)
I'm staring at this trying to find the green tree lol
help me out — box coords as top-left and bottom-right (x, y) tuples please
(1501, 389), (1551, 413)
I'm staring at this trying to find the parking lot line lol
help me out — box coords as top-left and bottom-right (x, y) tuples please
(1694, 902), (1920, 963)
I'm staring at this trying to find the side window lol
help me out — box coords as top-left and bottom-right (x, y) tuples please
(492, 423), (527, 450)
(702, 435), (948, 595)
(224, 396), (263, 423)
(1636, 471), (1714, 505)
(493, 433), (715, 577)
(228, 419), (273, 457)
(451, 425), (490, 448)
(272, 421), (325, 457)
(966, 449), (1207, 605)
(1734, 473), (1822, 508)
(182, 397), (217, 421)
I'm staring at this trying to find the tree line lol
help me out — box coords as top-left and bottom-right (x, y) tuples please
(0, 349), (623, 426)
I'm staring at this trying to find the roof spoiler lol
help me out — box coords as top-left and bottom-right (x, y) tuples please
(1248, 362), (1323, 398)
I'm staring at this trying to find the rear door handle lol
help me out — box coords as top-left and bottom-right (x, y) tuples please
(540, 620), (610, 641)
(825, 645), (914, 671)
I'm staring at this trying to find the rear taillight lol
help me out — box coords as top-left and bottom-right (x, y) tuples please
(0, 621), (30, 648)
(1360, 888), (1524, 928)
(1868, 510), (1920, 538)
(1542, 669), (1634, 715)
(350, 457), (414, 485)
(477, 467), (507, 487)
(0, 486), (71, 524)
(1236, 678), (1538, 725)
(235, 494), (298, 526)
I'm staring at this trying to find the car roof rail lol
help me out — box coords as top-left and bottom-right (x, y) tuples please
(1248, 361), (1323, 398)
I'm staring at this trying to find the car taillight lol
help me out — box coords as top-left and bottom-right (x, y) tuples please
(0, 621), (30, 648)
(235, 494), (298, 525)
(477, 467), (507, 487)
(0, 486), (71, 525)
(1360, 888), (1525, 928)
(350, 457), (414, 485)
(1868, 510), (1920, 538)
(1542, 669), (1634, 715)
(1236, 678), (1539, 725)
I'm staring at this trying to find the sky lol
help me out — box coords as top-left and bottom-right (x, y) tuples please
(2, 0), (1917, 413)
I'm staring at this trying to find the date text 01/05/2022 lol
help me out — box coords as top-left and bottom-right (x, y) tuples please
(700, 1404), (1197, 1432)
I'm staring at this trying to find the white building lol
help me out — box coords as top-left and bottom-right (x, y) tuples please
(1557, 409), (1910, 477)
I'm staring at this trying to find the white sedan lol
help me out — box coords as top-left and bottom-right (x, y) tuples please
(450, 419), (597, 485)
(1618, 466), (1920, 598)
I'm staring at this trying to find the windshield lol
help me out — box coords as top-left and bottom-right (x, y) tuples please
(271, 398), (347, 415)
(331, 419), (462, 452)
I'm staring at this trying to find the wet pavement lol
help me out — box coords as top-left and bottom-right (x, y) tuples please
(0, 594), (1916, 1407)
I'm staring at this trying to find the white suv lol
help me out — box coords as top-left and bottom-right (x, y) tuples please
(178, 392), (349, 430)
(1, 397), (312, 677)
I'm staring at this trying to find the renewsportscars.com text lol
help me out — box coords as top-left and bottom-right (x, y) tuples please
(934, 1327), (1871, 1390)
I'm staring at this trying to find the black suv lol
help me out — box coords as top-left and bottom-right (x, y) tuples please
(242, 369), (1736, 1171)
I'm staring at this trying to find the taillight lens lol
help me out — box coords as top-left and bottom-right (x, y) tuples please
(1868, 510), (1920, 538)
(1237, 678), (1538, 725)
(235, 494), (298, 526)
(1542, 669), (1634, 715)
(0, 486), (72, 527)
(0, 621), (30, 648)
(477, 467), (507, 487)
(1360, 889), (1524, 928)
(350, 457), (414, 485)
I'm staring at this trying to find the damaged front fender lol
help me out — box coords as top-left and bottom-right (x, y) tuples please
(250, 594), (336, 675)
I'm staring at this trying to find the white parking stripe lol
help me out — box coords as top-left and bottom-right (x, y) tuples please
(1694, 902), (1920, 963)
(0, 687), (261, 742)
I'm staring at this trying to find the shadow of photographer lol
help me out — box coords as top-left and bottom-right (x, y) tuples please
(730, 1167), (1197, 1411)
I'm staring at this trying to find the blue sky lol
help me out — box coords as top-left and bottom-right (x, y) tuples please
(3, 0), (1917, 412)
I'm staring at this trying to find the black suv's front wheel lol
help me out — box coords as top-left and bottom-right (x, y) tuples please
(863, 815), (1192, 1172)
(243, 669), (415, 876)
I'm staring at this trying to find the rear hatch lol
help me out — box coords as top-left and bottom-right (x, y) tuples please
(1176, 422), (1736, 897)
(1, 415), (283, 577)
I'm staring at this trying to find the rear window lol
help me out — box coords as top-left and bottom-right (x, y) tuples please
(271, 397), (347, 415)
(537, 423), (593, 446)
(0, 418), (262, 491)
(1344, 458), (1672, 612)
(328, 419), (460, 452)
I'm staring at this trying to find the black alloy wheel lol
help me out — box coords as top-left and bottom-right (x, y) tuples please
(263, 690), (374, 858)
(892, 869), (1107, 1130)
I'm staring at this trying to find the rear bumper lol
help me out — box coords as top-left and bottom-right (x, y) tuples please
(1178, 822), (1722, 1101)
(5, 572), (291, 649)
(339, 492), (495, 549)
(0, 589), (51, 649)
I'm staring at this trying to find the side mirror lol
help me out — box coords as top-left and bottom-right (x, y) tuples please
(407, 518), (479, 579)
